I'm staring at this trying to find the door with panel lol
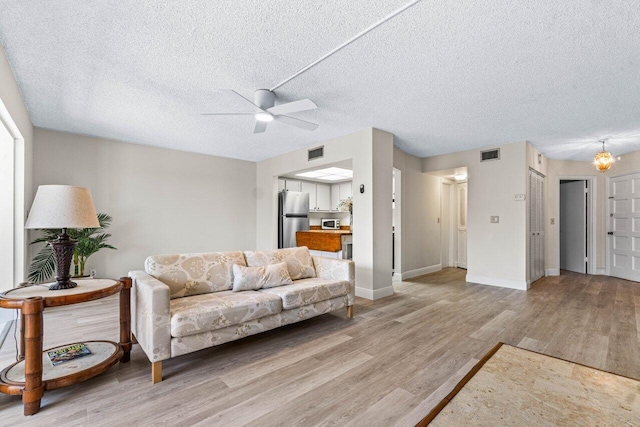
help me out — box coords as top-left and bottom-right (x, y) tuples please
(609, 172), (640, 282)
(457, 182), (467, 269)
(316, 184), (331, 211)
(528, 170), (545, 283)
(560, 181), (587, 273)
(301, 181), (317, 211)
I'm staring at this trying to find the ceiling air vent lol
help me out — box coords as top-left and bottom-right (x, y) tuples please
(308, 146), (324, 161)
(480, 148), (500, 162)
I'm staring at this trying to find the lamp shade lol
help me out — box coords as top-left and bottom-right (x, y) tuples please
(25, 185), (100, 229)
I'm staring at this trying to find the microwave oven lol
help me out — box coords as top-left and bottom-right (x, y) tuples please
(321, 218), (340, 230)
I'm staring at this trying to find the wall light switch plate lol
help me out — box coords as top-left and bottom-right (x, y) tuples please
(514, 194), (526, 201)
(550, 218), (555, 225)
(490, 216), (499, 223)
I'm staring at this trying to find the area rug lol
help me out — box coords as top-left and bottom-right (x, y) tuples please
(418, 343), (640, 426)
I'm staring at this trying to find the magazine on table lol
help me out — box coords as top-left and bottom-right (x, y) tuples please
(47, 343), (92, 366)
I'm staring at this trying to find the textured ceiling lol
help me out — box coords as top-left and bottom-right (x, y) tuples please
(1, 1), (639, 162)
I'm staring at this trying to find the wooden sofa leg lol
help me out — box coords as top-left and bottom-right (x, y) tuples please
(152, 361), (163, 384)
(347, 305), (354, 318)
(131, 333), (138, 344)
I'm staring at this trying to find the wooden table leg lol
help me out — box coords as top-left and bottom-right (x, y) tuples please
(119, 277), (132, 363)
(19, 311), (25, 361)
(21, 297), (44, 416)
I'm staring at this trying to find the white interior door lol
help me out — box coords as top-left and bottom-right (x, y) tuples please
(560, 181), (586, 273)
(457, 182), (467, 269)
(529, 170), (545, 282)
(441, 182), (451, 268)
(609, 172), (640, 282)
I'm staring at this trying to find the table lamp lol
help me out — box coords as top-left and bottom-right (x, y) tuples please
(25, 185), (100, 290)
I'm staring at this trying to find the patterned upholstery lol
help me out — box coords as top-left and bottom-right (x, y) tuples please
(171, 296), (347, 357)
(313, 256), (356, 306)
(232, 262), (292, 291)
(130, 251), (355, 364)
(170, 291), (282, 338)
(259, 278), (350, 310)
(145, 251), (246, 299)
(244, 247), (316, 280)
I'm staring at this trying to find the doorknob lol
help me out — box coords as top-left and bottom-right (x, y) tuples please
(607, 232), (613, 235)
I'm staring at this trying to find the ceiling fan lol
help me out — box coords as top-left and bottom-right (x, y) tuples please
(201, 89), (318, 134)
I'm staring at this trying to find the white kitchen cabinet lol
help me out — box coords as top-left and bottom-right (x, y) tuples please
(301, 181), (317, 210)
(316, 184), (331, 211)
(339, 182), (352, 201)
(278, 179), (285, 192)
(300, 181), (331, 211)
(285, 180), (302, 192)
(331, 184), (340, 211)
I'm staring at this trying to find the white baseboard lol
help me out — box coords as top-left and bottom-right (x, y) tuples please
(595, 268), (607, 275)
(392, 273), (402, 282)
(546, 269), (560, 276)
(465, 274), (528, 291)
(398, 264), (442, 281)
(355, 285), (394, 300)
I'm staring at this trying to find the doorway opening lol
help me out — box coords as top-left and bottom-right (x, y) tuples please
(557, 176), (595, 275)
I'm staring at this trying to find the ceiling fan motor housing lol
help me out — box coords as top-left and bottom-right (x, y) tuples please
(254, 89), (276, 110)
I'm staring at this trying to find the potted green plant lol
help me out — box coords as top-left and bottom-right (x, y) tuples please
(28, 213), (117, 283)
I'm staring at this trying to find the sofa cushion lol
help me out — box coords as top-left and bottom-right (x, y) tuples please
(244, 247), (316, 280)
(145, 252), (247, 299)
(169, 290), (282, 338)
(232, 262), (293, 292)
(259, 278), (350, 310)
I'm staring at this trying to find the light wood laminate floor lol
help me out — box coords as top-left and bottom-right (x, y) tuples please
(1, 269), (638, 426)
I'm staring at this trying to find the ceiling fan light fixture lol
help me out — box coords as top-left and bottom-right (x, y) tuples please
(255, 112), (273, 122)
(594, 140), (614, 172)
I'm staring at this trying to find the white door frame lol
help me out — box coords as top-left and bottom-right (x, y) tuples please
(555, 175), (596, 275)
(605, 170), (640, 277)
(0, 99), (26, 289)
(0, 99), (25, 329)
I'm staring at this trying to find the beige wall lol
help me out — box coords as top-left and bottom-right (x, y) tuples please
(423, 141), (530, 289)
(393, 147), (442, 277)
(547, 149), (640, 274)
(257, 128), (394, 300)
(31, 128), (257, 280)
(0, 43), (33, 288)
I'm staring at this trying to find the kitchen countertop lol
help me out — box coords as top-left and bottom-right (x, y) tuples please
(301, 230), (352, 235)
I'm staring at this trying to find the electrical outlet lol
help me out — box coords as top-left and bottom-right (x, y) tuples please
(550, 218), (555, 225)
(90, 269), (97, 278)
(490, 216), (500, 223)
(514, 194), (526, 201)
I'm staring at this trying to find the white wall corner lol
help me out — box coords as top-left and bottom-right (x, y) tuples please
(400, 264), (442, 281)
(355, 285), (394, 300)
(465, 274), (529, 291)
(545, 269), (560, 276)
(392, 272), (403, 282)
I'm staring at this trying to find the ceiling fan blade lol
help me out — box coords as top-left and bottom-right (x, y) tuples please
(267, 99), (317, 115)
(201, 112), (256, 115)
(254, 120), (267, 133)
(221, 89), (265, 112)
(274, 115), (319, 131)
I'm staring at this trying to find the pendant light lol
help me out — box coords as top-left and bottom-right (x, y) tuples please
(594, 139), (614, 172)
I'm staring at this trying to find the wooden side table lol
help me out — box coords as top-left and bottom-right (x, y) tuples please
(0, 277), (132, 415)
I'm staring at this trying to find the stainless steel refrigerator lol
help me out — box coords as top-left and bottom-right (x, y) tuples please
(278, 191), (310, 248)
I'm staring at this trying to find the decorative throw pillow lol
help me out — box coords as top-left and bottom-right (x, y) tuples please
(243, 247), (316, 280)
(232, 262), (293, 292)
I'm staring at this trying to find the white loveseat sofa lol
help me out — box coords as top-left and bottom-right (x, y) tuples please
(129, 246), (355, 383)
